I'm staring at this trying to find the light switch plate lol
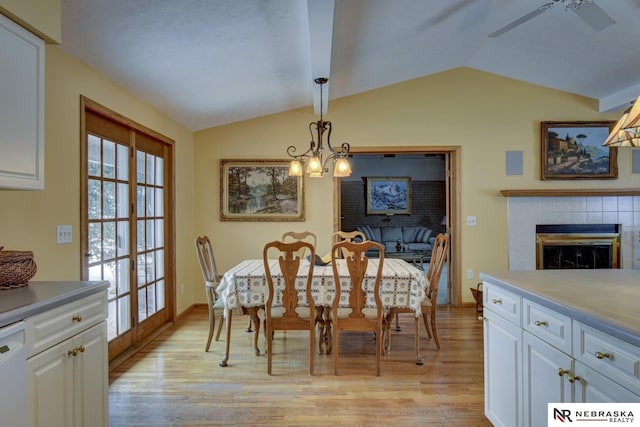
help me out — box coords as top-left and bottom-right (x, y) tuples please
(466, 216), (477, 226)
(56, 225), (72, 244)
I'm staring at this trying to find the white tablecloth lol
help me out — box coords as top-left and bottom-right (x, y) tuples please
(217, 257), (427, 316)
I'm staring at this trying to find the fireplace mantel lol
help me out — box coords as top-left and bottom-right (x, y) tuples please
(500, 188), (640, 197)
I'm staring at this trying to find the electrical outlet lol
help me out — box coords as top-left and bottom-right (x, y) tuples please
(466, 216), (477, 226)
(467, 269), (474, 279)
(56, 225), (72, 244)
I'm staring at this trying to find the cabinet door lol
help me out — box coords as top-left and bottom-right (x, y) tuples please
(27, 337), (74, 427)
(523, 331), (573, 427)
(574, 361), (640, 403)
(484, 309), (523, 427)
(74, 321), (108, 427)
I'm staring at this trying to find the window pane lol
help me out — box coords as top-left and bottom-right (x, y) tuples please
(146, 251), (155, 282)
(104, 260), (116, 290)
(157, 279), (165, 310)
(146, 220), (155, 250)
(118, 296), (131, 333)
(146, 187), (154, 217)
(103, 181), (116, 219)
(88, 179), (102, 219)
(155, 157), (163, 183)
(117, 221), (129, 257)
(103, 222), (116, 259)
(137, 187), (145, 217)
(117, 144), (128, 180)
(155, 249), (164, 279)
(89, 264), (102, 282)
(147, 284), (156, 315)
(107, 300), (116, 341)
(146, 154), (155, 185)
(88, 223), (102, 263)
(117, 258), (130, 295)
(88, 135), (101, 177)
(155, 188), (163, 217)
(103, 140), (115, 179)
(117, 183), (129, 218)
(138, 289), (147, 321)
(137, 151), (145, 184)
(137, 254), (146, 286)
(155, 219), (164, 248)
(137, 220), (145, 252)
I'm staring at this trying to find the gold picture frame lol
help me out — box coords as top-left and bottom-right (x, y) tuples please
(220, 159), (304, 221)
(541, 121), (618, 180)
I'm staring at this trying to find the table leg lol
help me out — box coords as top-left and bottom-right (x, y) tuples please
(315, 307), (325, 355)
(414, 314), (423, 365)
(219, 308), (233, 367)
(322, 307), (332, 355)
(248, 307), (262, 356)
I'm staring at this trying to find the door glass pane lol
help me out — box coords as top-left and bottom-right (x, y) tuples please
(146, 220), (155, 250)
(103, 140), (115, 179)
(137, 187), (145, 217)
(156, 249), (164, 279)
(89, 264), (102, 281)
(155, 157), (163, 183)
(157, 279), (165, 310)
(117, 258), (130, 294)
(103, 181), (116, 219)
(137, 220), (145, 252)
(88, 179), (102, 219)
(117, 144), (128, 180)
(147, 284), (156, 315)
(137, 254), (146, 286)
(107, 300), (116, 340)
(138, 289), (147, 321)
(117, 221), (129, 256)
(104, 222), (116, 259)
(146, 154), (155, 185)
(88, 223), (102, 263)
(155, 188), (163, 216)
(137, 151), (145, 183)
(118, 296), (130, 333)
(117, 183), (129, 218)
(88, 135), (101, 177)
(146, 187), (154, 217)
(146, 252), (156, 282)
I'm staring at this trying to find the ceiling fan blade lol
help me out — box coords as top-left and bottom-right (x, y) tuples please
(571, 0), (615, 31)
(488, 2), (558, 38)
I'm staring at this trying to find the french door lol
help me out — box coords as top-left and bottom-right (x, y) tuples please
(81, 97), (175, 361)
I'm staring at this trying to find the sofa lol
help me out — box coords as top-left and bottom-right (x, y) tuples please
(356, 225), (435, 254)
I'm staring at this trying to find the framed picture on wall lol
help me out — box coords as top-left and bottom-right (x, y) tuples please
(366, 176), (411, 215)
(541, 121), (618, 180)
(220, 159), (304, 221)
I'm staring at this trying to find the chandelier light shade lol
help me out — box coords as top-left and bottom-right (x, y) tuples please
(287, 77), (351, 178)
(603, 97), (640, 147)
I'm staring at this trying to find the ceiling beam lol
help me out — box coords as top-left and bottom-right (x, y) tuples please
(599, 84), (640, 113)
(306, 0), (334, 115)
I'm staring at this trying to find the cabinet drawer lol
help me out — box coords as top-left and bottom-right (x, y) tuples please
(523, 298), (572, 354)
(573, 321), (640, 396)
(26, 292), (107, 358)
(483, 282), (521, 326)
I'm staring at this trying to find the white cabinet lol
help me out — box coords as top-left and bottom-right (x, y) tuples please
(0, 13), (45, 190)
(484, 307), (523, 427)
(483, 278), (640, 427)
(26, 293), (108, 427)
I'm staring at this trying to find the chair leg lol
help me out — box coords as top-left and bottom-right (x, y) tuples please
(266, 322), (273, 375)
(414, 315), (423, 365)
(214, 314), (224, 341)
(333, 325), (339, 376)
(375, 324), (382, 377)
(309, 317), (315, 376)
(430, 310), (440, 350)
(315, 307), (325, 355)
(323, 307), (332, 355)
(394, 311), (401, 331)
(246, 319), (253, 332)
(205, 306), (215, 352)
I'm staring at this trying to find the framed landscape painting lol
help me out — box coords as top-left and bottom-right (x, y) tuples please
(220, 159), (304, 221)
(366, 176), (411, 215)
(541, 121), (618, 180)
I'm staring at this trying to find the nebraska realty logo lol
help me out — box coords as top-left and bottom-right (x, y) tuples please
(549, 403), (639, 426)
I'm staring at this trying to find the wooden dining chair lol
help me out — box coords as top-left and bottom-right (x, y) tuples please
(331, 240), (385, 376)
(282, 230), (317, 260)
(386, 233), (449, 364)
(194, 235), (226, 352)
(332, 230), (366, 259)
(263, 240), (316, 375)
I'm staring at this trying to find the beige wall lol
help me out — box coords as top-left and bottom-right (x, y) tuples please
(0, 45), (197, 315)
(194, 67), (633, 303)
(0, 0), (61, 43)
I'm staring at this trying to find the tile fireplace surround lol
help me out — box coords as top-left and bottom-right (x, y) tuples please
(507, 195), (640, 270)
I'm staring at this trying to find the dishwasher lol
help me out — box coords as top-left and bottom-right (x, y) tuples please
(0, 320), (27, 426)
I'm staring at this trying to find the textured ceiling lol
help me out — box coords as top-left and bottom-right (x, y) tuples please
(60, 0), (640, 131)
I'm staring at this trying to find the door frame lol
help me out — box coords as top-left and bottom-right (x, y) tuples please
(333, 145), (462, 307)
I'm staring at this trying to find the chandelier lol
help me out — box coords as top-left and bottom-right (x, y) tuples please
(287, 77), (352, 178)
(603, 97), (640, 147)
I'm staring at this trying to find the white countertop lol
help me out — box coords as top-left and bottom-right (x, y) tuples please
(0, 281), (109, 328)
(479, 269), (640, 347)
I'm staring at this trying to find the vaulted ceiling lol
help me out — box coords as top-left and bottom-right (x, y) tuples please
(60, 0), (640, 131)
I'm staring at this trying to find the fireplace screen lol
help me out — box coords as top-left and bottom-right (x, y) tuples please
(536, 224), (620, 270)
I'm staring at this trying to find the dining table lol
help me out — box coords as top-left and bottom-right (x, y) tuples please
(215, 257), (428, 367)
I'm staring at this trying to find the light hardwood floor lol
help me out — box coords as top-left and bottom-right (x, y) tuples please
(109, 306), (492, 426)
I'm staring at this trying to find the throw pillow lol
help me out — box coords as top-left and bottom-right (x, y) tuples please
(416, 228), (433, 243)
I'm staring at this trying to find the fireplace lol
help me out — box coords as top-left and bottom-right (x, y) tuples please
(536, 224), (621, 270)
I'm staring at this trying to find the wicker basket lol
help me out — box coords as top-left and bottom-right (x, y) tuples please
(0, 246), (37, 289)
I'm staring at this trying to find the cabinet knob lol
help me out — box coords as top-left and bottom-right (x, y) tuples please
(77, 345), (85, 353)
(491, 298), (502, 304)
(72, 315), (82, 322)
(557, 368), (570, 377)
(68, 349), (77, 357)
(595, 351), (611, 360)
(568, 374), (581, 384)
(534, 320), (548, 327)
